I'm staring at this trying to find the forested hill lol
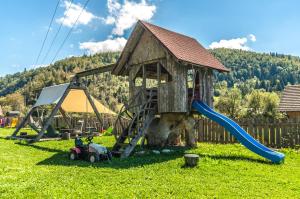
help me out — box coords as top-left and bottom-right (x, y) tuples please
(211, 48), (300, 93)
(0, 52), (128, 111)
(1, 48), (300, 109)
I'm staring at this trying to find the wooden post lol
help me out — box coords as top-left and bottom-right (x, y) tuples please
(258, 125), (264, 143)
(157, 62), (161, 110)
(202, 69), (207, 104)
(59, 107), (72, 129)
(208, 70), (214, 107)
(208, 119), (212, 141)
(198, 118), (204, 142)
(289, 122), (295, 148)
(83, 88), (103, 128)
(198, 69), (203, 101)
(205, 70), (210, 107)
(264, 125), (269, 146)
(142, 64), (146, 88)
(270, 124), (275, 147)
(220, 127), (224, 144)
(142, 64), (146, 102)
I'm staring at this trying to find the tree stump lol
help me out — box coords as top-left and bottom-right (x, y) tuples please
(184, 154), (199, 167)
(62, 132), (70, 140)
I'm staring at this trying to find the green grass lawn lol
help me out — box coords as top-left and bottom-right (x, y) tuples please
(0, 128), (299, 198)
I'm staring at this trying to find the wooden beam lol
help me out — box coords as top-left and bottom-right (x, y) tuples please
(202, 68), (207, 104)
(59, 107), (73, 129)
(157, 62), (161, 86)
(73, 64), (115, 80)
(206, 70), (212, 107)
(157, 62), (161, 110)
(83, 88), (103, 128)
(209, 70), (214, 107)
(198, 69), (203, 101)
(142, 64), (146, 102)
(28, 122), (41, 134)
(142, 64), (146, 88)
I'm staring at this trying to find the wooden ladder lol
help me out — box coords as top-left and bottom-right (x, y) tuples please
(112, 89), (157, 158)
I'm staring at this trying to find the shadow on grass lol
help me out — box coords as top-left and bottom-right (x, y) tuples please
(14, 141), (274, 168)
(15, 142), (64, 153)
(15, 142), (187, 169)
(197, 153), (273, 165)
(36, 149), (186, 169)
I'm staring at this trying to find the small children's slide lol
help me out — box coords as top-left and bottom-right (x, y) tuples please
(192, 100), (285, 163)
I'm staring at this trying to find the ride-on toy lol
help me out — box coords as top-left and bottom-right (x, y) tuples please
(69, 135), (112, 163)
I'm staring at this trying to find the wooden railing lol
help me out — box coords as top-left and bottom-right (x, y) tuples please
(195, 118), (300, 149)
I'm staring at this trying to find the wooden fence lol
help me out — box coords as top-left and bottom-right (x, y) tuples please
(195, 118), (300, 149)
(32, 115), (300, 149)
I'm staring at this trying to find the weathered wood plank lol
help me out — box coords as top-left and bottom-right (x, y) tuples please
(275, 123), (281, 148)
(263, 125), (269, 146)
(198, 119), (204, 142)
(269, 125), (275, 147)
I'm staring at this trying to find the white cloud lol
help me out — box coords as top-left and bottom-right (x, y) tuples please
(56, 1), (98, 27)
(104, 0), (156, 35)
(78, 0), (156, 54)
(209, 34), (256, 50)
(248, 34), (256, 42)
(79, 37), (127, 54)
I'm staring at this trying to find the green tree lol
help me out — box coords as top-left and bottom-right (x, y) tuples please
(215, 87), (242, 119)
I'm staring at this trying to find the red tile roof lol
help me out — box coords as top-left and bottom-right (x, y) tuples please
(140, 21), (229, 72)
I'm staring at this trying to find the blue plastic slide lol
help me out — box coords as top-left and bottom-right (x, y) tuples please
(192, 100), (285, 163)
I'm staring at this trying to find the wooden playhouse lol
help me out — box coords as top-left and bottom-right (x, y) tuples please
(111, 21), (229, 157)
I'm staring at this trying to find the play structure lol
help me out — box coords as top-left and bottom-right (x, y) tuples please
(108, 21), (284, 163)
(11, 82), (116, 142)
(10, 20), (285, 163)
(109, 21), (228, 157)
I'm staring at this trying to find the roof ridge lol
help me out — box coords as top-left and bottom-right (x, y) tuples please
(139, 20), (197, 41)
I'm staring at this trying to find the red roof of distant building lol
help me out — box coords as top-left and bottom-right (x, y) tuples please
(140, 21), (229, 72)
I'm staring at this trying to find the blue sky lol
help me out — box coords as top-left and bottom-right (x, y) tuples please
(1, 0), (300, 76)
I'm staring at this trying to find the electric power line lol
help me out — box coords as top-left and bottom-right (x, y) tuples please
(50, 0), (91, 65)
(40, 0), (74, 64)
(34, 0), (61, 66)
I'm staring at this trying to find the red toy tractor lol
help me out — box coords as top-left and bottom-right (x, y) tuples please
(69, 135), (112, 163)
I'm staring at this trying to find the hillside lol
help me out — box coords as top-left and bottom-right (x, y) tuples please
(1, 49), (300, 112)
(0, 52), (128, 112)
(211, 48), (300, 93)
